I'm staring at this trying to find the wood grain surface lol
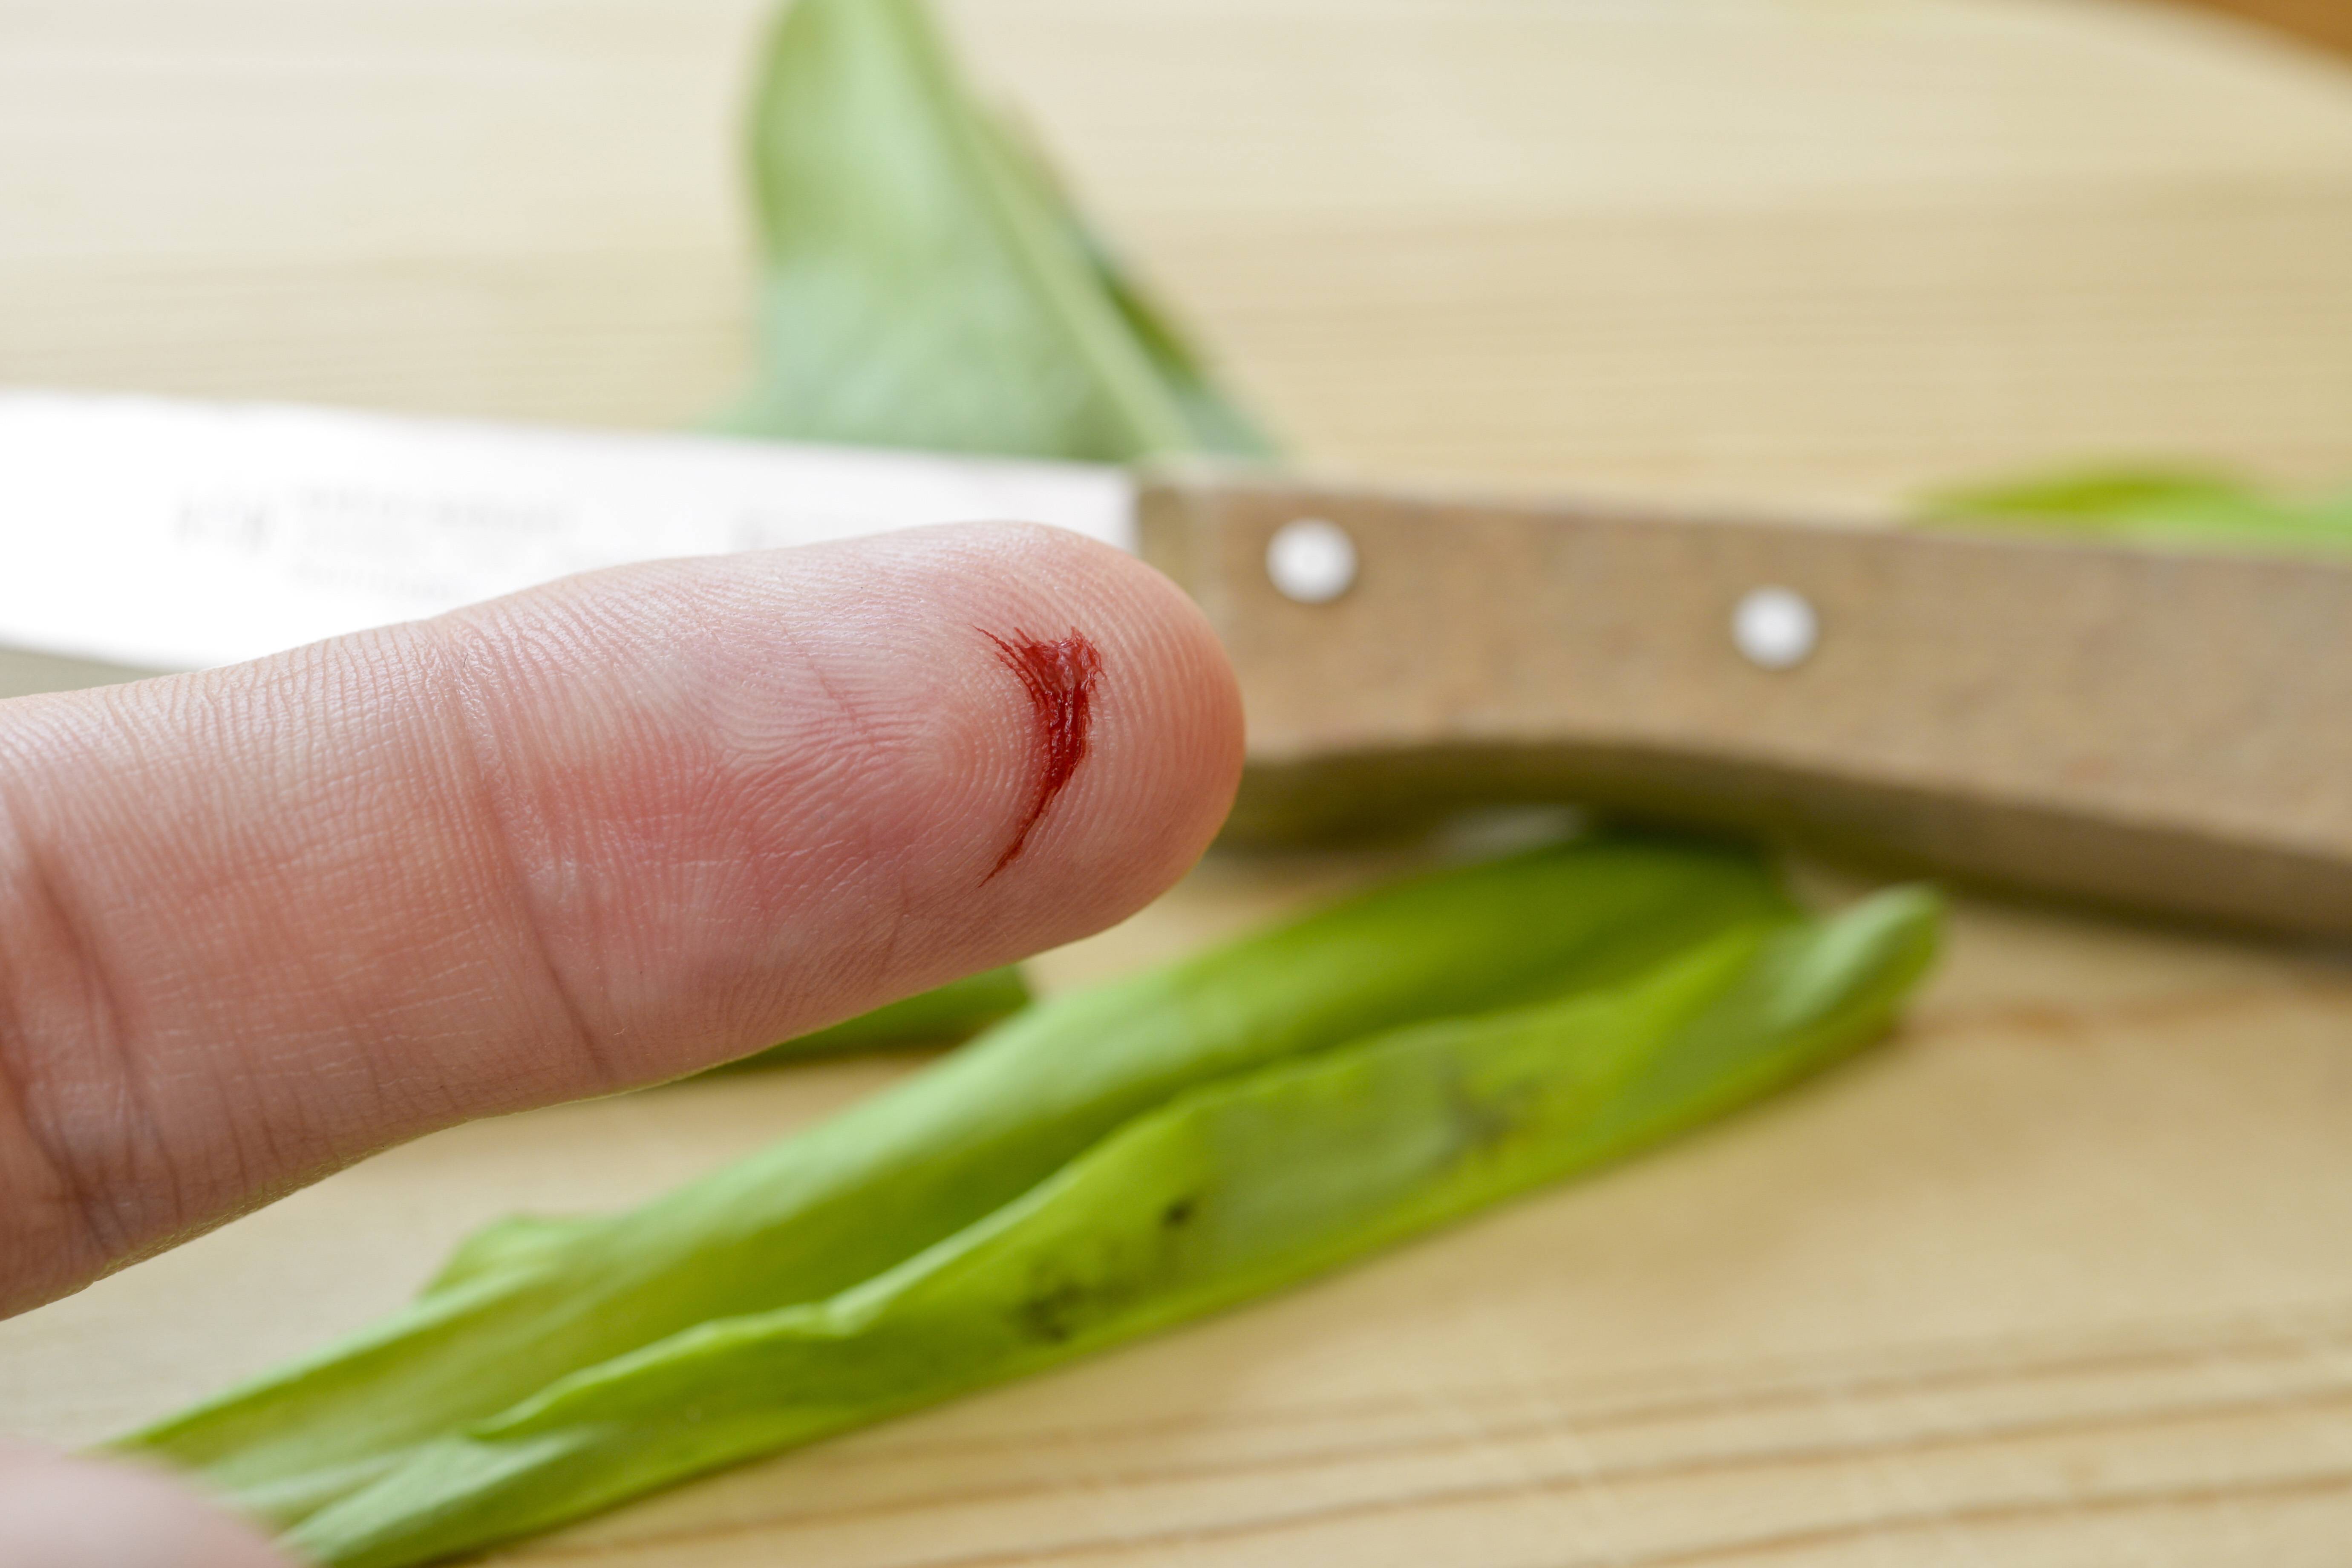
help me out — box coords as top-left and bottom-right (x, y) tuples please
(4, 2), (2352, 1564)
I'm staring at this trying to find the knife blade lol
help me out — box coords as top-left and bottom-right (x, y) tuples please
(5, 389), (2348, 940)
(0, 391), (1135, 671)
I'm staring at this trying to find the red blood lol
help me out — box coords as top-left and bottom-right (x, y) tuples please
(981, 628), (1104, 880)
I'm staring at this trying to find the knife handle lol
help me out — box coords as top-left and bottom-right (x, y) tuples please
(1139, 471), (2352, 940)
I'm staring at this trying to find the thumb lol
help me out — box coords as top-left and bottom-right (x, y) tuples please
(0, 522), (1243, 1313)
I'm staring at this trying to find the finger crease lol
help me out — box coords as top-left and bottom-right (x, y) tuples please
(0, 793), (162, 1272)
(417, 628), (617, 1093)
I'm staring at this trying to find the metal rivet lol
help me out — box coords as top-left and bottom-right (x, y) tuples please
(1732, 586), (1818, 670)
(1265, 517), (1358, 604)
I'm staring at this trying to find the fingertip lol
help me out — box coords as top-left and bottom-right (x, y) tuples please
(719, 516), (1248, 978)
(915, 520), (1245, 926)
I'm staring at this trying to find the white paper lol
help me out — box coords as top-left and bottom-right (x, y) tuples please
(0, 392), (1137, 671)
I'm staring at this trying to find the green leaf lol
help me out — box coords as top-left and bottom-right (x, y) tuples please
(716, 0), (1274, 463)
(1918, 466), (2352, 557)
(276, 888), (1940, 1568)
(704, 964), (1033, 1072)
(123, 836), (1789, 1530)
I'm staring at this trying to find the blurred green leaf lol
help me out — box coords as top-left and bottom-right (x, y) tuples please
(718, 0), (1274, 463)
(708, 966), (1032, 1072)
(1920, 467), (2352, 557)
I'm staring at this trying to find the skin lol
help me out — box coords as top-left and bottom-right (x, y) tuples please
(0, 522), (1245, 1566)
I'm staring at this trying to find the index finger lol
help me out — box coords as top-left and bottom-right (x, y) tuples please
(0, 522), (1243, 1312)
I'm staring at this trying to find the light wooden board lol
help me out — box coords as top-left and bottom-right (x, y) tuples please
(5, 2), (2352, 1563)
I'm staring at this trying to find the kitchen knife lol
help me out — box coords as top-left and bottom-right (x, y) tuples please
(4, 390), (2347, 940)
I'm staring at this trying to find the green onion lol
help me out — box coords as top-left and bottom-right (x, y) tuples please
(707, 965), (1033, 1072)
(125, 839), (1936, 1566)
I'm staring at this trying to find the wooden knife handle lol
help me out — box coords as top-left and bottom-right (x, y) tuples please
(1139, 470), (2352, 940)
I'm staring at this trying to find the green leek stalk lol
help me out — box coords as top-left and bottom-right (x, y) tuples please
(215, 877), (1937, 1568)
(127, 837), (1792, 1532)
(709, 964), (1032, 1071)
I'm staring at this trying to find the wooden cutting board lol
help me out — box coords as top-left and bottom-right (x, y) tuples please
(6, 2), (2352, 1562)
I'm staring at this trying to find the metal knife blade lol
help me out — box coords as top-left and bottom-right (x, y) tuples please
(0, 391), (1134, 671)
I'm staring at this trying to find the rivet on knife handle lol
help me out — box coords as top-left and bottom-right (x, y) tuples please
(1138, 469), (2352, 940)
(1731, 586), (1819, 671)
(1265, 516), (1358, 604)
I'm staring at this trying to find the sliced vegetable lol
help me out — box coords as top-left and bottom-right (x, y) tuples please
(273, 885), (1940, 1568)
(709, 965), (1032, 1071)
(127, 836), (1789, 1533)
(719, 0), (1273, 463)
